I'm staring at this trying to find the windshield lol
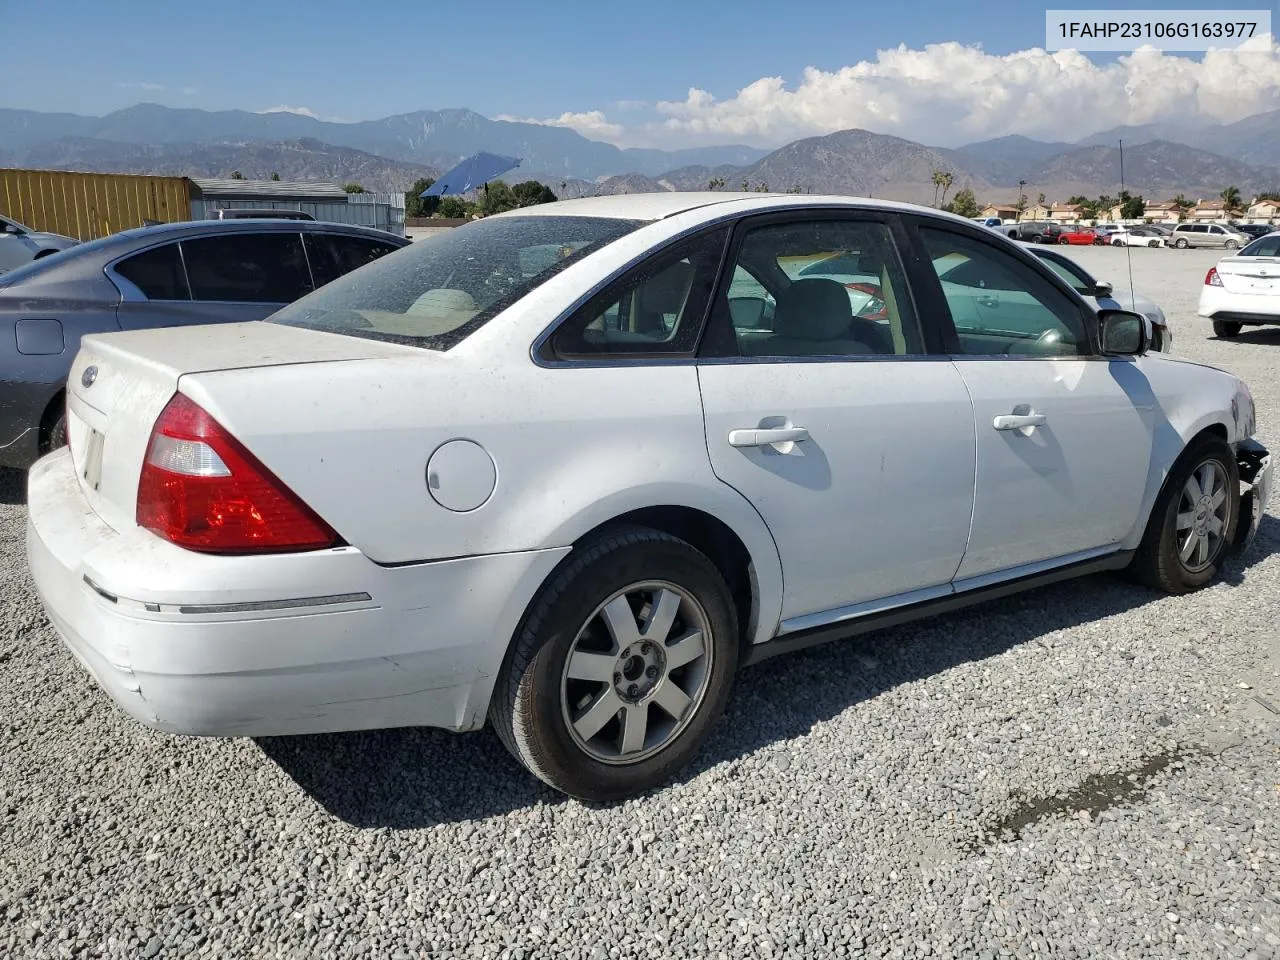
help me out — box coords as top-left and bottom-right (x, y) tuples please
(269, 215), (642, 349)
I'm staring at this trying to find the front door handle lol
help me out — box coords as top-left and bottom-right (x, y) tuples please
(993, 412), (1047, 432)
(728, 426), (810, 449)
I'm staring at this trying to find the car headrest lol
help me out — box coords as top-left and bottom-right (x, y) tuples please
(773, 277), (853, 341)
(639, 261), (694, 315)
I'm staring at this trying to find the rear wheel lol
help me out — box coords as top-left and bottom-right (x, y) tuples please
(491, 527), (739, 801)
(1149, 240), (1161, 248)
(1059, 236), (1071, 245)
(1213, 320), (1242, 338)
(1131, 435), (1239, 593)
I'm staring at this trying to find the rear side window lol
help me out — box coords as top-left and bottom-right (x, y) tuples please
(181, 232), (313, 303)
(114, 243), (190, 300)
(1241, 235), (1280, 257)
(305, 234), (402, 288)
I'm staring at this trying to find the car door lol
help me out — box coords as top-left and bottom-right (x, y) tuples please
(912, 222), (1154, 582)
(696, 212), (977, 625)
(113, 231), (313, 330)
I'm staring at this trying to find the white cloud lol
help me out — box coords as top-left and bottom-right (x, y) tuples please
(116, 81), (166, 92)
(646, 35), (1280, 147)
(496, 109), (625, 142)
(180, 86), (198, 96)
(257, 104), (323, 119)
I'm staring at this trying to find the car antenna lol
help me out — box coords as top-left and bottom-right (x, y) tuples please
(1119, 138), (1137, 313)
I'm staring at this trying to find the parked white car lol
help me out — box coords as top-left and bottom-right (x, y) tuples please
(26, 193), (1273, 800)
(1199, 231), (1280, 337)
(1024, 244), (1173, 351)
(1110, 227), (1167, 248)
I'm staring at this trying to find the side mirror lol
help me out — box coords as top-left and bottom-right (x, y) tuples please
(1092, 280), (1114, 298)
(1, 222), (20, 235)
(1098, 309), (1148, 356)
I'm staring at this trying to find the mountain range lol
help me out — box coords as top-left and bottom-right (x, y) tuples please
(2, 102), (1279, 206)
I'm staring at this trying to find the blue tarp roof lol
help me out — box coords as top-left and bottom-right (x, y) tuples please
(422, 152), (523, 197)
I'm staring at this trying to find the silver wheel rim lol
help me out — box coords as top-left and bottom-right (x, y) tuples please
(1175, 460), (1231, 573)
(560, 580), (713, 765)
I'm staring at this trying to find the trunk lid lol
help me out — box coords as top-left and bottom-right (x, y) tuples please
(1215, 256), (1280, 295)
(66, 321), (414, 532)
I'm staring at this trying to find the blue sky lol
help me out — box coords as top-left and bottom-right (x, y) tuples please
(3, 0), (1276, 147)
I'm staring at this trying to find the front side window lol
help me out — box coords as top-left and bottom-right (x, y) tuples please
(703, 217), (923, 358)
(114, 243), (190, 300)
(271, 215), (640, 349)
(181, 232), (312, 303)
(548, 227), (727, 358)
(921, 228), (1089, 357)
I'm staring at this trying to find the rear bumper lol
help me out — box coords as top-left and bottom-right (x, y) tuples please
(1234, 439), (1273, 553)
(1198, 287), (1280, 323)
(0, 378), (61, 469)
(26, 449), (569, 737)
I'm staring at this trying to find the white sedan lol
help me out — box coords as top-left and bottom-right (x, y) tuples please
(1109, 227), (1167, 248)
(26, 193), (1273, 800)
(1199, 231), (1280, 337)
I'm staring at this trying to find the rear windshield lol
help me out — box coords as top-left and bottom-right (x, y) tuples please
(1240, 234), (1280, 257)
(269, 215), (642, 350)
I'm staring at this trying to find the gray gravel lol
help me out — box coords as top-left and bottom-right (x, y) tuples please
(2, 244), (1279, 959)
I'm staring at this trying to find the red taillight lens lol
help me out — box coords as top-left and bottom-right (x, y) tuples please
(136, 393), (339, 554)
(1206, 267), (1223, 287)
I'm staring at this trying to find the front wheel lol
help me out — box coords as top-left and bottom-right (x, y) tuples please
(491, 527), (739, 801)
(1213, 320), (1242, 338)
(1174, 237), (1189, 248)
(1224, 239), (1239, 250)
(1131, 435), (1239, 593)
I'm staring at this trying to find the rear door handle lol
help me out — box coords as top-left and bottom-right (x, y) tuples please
(993, 413), (1047, 432)
(728, 426), (810, 448)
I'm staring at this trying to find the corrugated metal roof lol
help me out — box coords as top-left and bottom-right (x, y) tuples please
(189, 178), (349, 199)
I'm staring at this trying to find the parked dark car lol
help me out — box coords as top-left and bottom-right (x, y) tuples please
(0, 219), (408, 468)
(1232, 223), (1275, 241)
(1004, 220), (1064, 243)
(0, 213), (80, 274)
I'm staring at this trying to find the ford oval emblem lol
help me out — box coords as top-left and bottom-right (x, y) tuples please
(81, 365), (98, 388)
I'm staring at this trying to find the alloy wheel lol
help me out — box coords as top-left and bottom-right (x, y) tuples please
(1175, 460), (1231, 573)
(560, 581), (713, 764)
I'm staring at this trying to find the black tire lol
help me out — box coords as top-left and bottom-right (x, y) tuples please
(491, 526), (739, 801)
(42, 411), (68, 453)
(1059, 236), (1071, 245)
(1224, 239), (1239, 250)
(1131, 434), (1239, 594)
(1174, 237), (1189, 248)
(1213, 320), (1242, 338)
(1149, 240), (1160, 248)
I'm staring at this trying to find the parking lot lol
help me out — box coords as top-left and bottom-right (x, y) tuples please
(1, 243), (1277, 960)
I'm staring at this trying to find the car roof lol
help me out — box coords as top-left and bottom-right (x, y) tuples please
(489, 191), (971, 225)
(100, 218), (403, 241)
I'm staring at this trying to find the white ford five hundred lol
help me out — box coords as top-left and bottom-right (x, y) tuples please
(27, 194), (1273, 800)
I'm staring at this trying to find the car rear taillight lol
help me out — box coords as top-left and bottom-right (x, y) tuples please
(1206, 267), (1223, 287)
(136, 393), (339, 554)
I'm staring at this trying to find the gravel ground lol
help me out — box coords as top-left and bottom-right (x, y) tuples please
(2, 244), (1279, 959)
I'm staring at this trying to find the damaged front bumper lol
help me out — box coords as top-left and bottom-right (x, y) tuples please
(1233, 438), (1273, 552)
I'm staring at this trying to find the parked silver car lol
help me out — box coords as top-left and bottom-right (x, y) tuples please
(1170, 223), (1251, 250)
(0, 214), (79, 274)
(0, 218), (407, 468)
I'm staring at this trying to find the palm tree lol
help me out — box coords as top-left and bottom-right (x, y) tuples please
(930, 169), (949, 207)
(1220, 185), (1243, 215)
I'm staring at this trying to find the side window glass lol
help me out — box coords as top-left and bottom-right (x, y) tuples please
(920, 228), (1089, 357)
(549, 227), (727, 358)
(305, 234), (401, 288)
(114, 243), (190, 301)
(181, 232), (312, 303)
(704, 218), (922, 358)
(1037, 256), (1092, 295)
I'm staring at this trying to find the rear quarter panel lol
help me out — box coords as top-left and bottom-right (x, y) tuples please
(180, 356), (786, 645)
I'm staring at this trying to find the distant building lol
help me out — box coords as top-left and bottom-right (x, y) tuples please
(979, 203), (1020, 221)
(1189, 200), (1230, 221)
(1246, 199), (1279, 221)
(189, 178), (405, 235)
(1047, 203), (1085, 222)
(1143, 201), (1182, 223)
(1023, 203), (1052, 220)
